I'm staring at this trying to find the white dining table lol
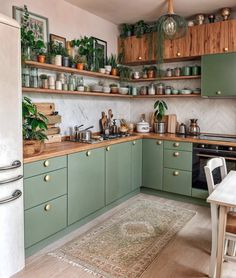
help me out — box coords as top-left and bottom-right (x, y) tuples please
(207, 170), (236, 278)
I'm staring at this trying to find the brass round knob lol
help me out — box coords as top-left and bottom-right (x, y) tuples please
(223, 47), (228, 52)
(138, 56), (142, 60)
(174, 142), (180, 147)
(44, 175), (51, 182)
(174, 152), (180, 157)
(229, 147), (233, 151)
(132, 141), (136, 145)
(176, 52), (181, 57)
(44, 204), (51, 211)
(44, 160), (50, 167)
(216, 91), (222, 95)
(86, 151), (91, 156)
(173, 171), (179, 176)
(157, 141), (162, 145)
(106, 146), (111, 151)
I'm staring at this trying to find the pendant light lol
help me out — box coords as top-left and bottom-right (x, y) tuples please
(158, 0), (187, 40)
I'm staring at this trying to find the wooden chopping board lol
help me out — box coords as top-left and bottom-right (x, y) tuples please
(167, 114), (177, 134)
(34, 103), (55, 116)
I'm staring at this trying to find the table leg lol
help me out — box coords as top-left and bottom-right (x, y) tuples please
(215, 206), (227, 278)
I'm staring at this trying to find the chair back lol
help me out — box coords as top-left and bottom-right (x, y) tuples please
(204, 157), (227, 194)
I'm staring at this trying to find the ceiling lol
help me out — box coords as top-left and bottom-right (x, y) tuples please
(66, 0), (236, 25)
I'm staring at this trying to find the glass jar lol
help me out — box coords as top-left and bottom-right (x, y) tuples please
(166, 68), (173, 77)
(165, 86), (172, 95)
(174, 67), (181, 77)
(22, 67), (30, 87)
(148, 83), (155, 95)
(30, 68), (38, 88)
(156, 83), (165, 95)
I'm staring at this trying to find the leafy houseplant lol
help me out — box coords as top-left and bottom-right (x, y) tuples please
(154, 100), (168, 134)
(22, 97), (48, 156)
(118, 66), (133, 81)
(134, 20), (148, 38)
(48, 41), (65, 66)
(74, 54), (87, 70)
(107, 54), (118, 76)
(120, 24), (134, 38)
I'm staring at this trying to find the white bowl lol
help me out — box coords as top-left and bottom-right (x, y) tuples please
(119, 87), (129, 95)
(103, 87), (111, 93)
(99, 68), (105, 74)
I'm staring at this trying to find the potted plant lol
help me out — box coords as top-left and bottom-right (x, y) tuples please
(118, 66), (133, 81)
(62, 48), (70, 67)
(48, 41), (64, 66)
(120, 23), (134, 38)
(153, 100), (168, 134)
(69, 56), (77, 68)
(110, 83), (118, 94)
(134, 20), (148, 38)
(147, 65), (157, 79)
(108, 54), (118, 76)
(34, 40), (47, 63)
(75, 54), (87, 70)
(22, 97), (48, 157)
(40, 74), (48, 89)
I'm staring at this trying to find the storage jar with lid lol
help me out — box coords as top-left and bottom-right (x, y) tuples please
(156, 83), (165, 95)
(148, 83), (156, 95)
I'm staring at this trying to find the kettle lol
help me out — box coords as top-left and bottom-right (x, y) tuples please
(188, 119), (200, 136)
(178, 123), (187, 135)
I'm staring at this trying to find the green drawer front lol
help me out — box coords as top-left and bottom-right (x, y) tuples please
(24, 168), (67, 210)
(164, 141), (192, 152)
(164, 149), (192, 171)
(25, 195), (67, 248)
(24, 156), (67, 178)
(163, 168), (192, 196)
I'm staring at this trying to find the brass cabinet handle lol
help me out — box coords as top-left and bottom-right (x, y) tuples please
(157, 141), (162, 145)
(223, 47), (228, 52)
(86, 151), (91, 156)
(44, 160), (50, 167)
(216, 91), (222, 95)
(173, 171), (179, 176)
(174, 152), (180, 157)
(176, 52), (181, 57)
(44, 175), (51, 182)
(106, 146), (111, 151)
(132, 141), (136, 146)
(174, 142), (180, 147)
(44, 204), (51, 211)
(138, 56), (142, 60)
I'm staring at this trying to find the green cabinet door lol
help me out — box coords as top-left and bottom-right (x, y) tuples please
(68, 148), (105, 225)
(202, 53), (236, 97)
(131, 140), (142, 190)
(142, 139), (163, 190)
(106, 142), (132, 205)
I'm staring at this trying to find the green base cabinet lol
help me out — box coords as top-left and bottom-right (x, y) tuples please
(142, 139), (163, 190)
(131, 140), (142, 190)
(68, 148), (105, 225)
(106, 142), (132, 204)
(164, 149), (192, 171)
(202, 53), (236, 97)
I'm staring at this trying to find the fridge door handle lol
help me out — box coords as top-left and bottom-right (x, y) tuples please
(0, 175), (23, 185)
(0, 160), (21, 171)
(0, 190), (22, 205)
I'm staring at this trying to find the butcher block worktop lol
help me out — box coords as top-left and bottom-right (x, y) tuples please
(23, 133), (236, 163)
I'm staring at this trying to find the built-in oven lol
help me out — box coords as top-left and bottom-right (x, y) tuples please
(192, 143), (236, 191)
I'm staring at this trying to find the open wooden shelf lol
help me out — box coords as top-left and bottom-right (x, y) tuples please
(22, 87), (201, 99)
(130, 75), (201, 82)
(22, 87), (132, 98)
(24, 61), (120, 81)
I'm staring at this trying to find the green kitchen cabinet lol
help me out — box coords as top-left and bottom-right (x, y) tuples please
(131, 140), (142, 190)
(142, 139), (163, 190)
(202, 53), (236, 97)
(164, 149), (192, 171)
(106, 142), (132, 205)
(68, 148), (105, 225)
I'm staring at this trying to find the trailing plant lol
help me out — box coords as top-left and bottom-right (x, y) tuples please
(22, 96), (48, 141)
(154, 100), (168, 122)
(107, 54), (118, 69)
(118, 66), (133, 81)
(133, 20), (149, 38)
(120, 24), (134, 38)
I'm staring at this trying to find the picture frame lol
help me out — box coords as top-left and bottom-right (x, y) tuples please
(50, 34), (66, 47)
(12, 6), (49, 45)
(92, 37), (107, 68)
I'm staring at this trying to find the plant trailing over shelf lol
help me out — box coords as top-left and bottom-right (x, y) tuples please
(133, 20), (149, 38)
(120, 23), (134, 38)
(154, 100), (168, 122)
(22, 96), (48, 141)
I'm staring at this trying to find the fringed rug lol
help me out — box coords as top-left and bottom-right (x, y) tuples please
(48, 198), (196, 278)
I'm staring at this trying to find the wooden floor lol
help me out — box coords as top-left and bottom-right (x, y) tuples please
(14, 194), (236, 278)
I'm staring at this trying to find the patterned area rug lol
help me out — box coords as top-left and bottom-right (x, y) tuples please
(48, 198), (196, 278)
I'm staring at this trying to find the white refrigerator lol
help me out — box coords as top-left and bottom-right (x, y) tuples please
(0, 13), (25, 278)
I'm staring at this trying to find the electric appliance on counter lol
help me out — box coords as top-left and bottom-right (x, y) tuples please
(192, 142), (236, 191)
(0, 14), (25, 277)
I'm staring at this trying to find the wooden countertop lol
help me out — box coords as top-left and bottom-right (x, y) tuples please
(24, 133), (236, 164)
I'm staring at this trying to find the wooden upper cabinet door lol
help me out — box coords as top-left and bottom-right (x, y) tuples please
(164, 39), (173, 59)
(228, 20), (236, 52)
(204, 21), (229, 54)
(189, 25), (205, 57)
(171, 29), (191, 59)
(123, 37), (133, 63)
(131, 36), (149, 63)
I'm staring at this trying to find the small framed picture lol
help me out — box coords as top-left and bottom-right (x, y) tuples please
(92, 37), (107, 68)
(13, 6), (49, 44)
(50, 34), (66, 47)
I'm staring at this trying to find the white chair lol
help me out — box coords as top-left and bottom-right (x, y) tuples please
(205, 157), (236, 278)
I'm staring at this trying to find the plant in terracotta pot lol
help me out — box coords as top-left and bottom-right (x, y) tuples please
(75, 54), (87, 70)
(147, 65), (157, 79)
(154, 100), (168, 134)
(22, 97), (48, 157)
(35, 41), (47, 63)
(108, 54), (118, 76)
(110, 83), (119, 94)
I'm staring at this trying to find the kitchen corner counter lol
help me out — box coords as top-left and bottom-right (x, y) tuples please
(24, 133), (236, 164)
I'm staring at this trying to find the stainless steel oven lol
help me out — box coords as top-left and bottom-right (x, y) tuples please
(192, 143), (236, 191)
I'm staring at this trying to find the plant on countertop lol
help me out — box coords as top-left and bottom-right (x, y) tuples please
(154, 100), (168, 122)
(21, 5), (45, 61)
